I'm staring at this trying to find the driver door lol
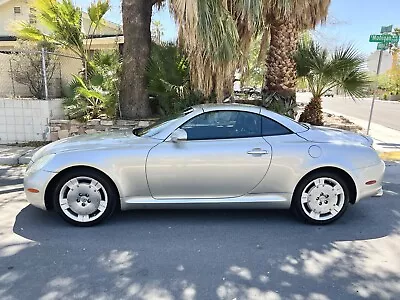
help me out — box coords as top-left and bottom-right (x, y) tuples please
(146, 110), (272, 199)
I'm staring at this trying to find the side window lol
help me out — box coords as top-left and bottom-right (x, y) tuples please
(262, 117), (292, 136)
(182, 111), (261, 140)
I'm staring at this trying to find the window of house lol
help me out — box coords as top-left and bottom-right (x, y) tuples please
(29, 8), (37, 24)
(13, 6), (21, 14)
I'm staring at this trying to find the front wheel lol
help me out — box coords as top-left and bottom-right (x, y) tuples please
(291, 171), (350, 225)
(53, 169), (118, 226)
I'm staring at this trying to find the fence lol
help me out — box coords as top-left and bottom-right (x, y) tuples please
(0, 48), (82, 99)
(0, 49), (83, 143)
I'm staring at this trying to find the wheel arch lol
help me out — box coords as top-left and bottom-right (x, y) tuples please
(44, 165), (121, 210)
(294, 166), (357, 205)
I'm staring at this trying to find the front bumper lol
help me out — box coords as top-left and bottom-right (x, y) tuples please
(353, 160), (385, 203)
(24, 168), (57, 210)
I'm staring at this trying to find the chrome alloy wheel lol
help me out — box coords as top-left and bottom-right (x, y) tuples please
(59, 176), (108, 223)
(300, 177), (345, 221)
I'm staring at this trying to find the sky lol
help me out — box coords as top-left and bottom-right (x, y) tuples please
(75, 0), (399, 55)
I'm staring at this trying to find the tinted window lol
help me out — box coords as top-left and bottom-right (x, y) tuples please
(181, 111), (261, 140)
(262, 117), (292, 136)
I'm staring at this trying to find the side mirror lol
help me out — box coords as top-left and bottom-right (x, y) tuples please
(170, 128), (187, 143)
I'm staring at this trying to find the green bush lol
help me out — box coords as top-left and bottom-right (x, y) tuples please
(64, 50), (121, 120)
(147, 42), (206, 116)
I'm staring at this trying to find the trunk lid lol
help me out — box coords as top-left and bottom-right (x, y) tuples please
(298, 126), (373, 146)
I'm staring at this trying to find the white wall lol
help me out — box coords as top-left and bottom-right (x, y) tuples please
(0, 98), (64, 143)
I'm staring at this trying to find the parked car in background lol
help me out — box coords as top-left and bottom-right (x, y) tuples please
(24, 104), (384, 226)
(325, 90), (334, 97)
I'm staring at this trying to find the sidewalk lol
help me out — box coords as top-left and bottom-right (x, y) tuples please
(0, 146), (37, 165)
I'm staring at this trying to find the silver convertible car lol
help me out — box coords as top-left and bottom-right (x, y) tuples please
(24, 104), (385, 226)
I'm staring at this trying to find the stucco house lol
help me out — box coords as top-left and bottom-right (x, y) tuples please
(0, 0), (123, 50)
(0, 0), (123, 98)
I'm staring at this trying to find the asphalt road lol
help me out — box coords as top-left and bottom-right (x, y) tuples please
(1, 164), (400, 300)
(297, 93), (400, 131)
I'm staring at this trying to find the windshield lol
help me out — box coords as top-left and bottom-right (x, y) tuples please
(133, 108), (194, 138)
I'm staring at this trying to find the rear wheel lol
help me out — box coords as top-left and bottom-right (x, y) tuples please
(291, 171), (350, 225)
(53, 169), (118, 226)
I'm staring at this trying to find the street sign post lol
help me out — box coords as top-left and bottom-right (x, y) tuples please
(367, 26), (396, 135)
(369, 34), (399, 43)
(366, 50), (383, 135)
(377, 43), (389, 50)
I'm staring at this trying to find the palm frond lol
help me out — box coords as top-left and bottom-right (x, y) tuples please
(88, 0), (110, 26)
(295, 41), (370, 98)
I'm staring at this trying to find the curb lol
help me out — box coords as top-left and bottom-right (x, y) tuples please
(379, 151), (400, 161)
(0, 147), (37, 166)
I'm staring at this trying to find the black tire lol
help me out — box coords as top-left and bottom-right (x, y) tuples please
(291, 171), (350, 225)
(53, 168), (118, 226)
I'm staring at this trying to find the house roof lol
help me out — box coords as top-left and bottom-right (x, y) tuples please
(0, 0), (121, 30)
(82, 12), (121, 30)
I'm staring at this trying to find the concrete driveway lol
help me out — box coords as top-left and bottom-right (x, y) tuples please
(0, 164), (400, 300)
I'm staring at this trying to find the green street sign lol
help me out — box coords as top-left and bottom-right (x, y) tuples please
(369, 34), (399, 43)
(377, 43), (389, 50)
(381, 25), (393, 33)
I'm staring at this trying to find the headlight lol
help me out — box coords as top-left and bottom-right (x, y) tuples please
(26, 154), (56, 175)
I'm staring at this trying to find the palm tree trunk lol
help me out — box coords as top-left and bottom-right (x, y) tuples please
(263, 19), (298, 117)
(299, 97), (323, 125)
(120, 0), (152, 119)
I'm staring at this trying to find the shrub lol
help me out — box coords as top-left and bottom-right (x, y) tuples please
(147, 42), (206, 116)
(64, 50), (120, 120)
(11, 41), (57, 99)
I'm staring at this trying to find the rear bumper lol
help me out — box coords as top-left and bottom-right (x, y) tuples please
(353, 160), (385, 203)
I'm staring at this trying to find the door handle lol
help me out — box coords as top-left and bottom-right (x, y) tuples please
(247, 148), (268, 155)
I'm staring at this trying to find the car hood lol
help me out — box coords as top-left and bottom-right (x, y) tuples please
(297, 126), (373, 146)
(32, 131), (158, 162)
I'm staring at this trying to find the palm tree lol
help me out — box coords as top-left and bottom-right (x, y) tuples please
(17, 0), (111, 77)
(169, 0), (331, 111)
(151, 20), (164, 44)
(262, 0), (331, 117)
(118, 0), (331, 118)
(120, 0), (164, 119)
(170, 0), (262, 100)
(296, 42), (370, 125)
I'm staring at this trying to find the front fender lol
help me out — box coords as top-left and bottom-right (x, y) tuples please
(43, 147), (152, 199)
